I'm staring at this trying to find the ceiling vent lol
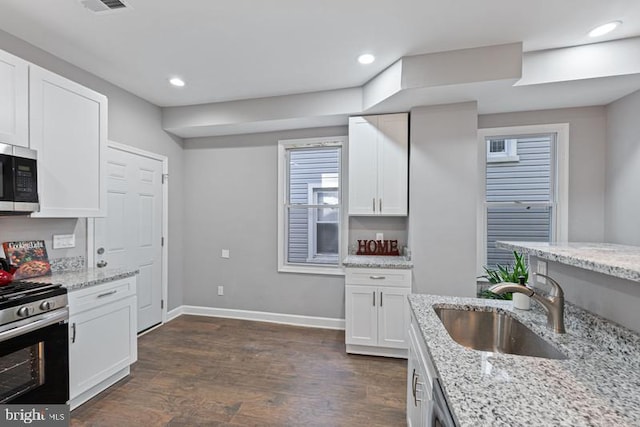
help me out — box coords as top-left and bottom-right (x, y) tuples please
(79, 0), (131, 14)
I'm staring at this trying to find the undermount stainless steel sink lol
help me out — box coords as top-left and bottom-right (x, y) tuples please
(433, 306), (567, 360)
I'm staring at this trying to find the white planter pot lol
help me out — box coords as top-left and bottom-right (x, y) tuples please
(513, 292), (530, 310)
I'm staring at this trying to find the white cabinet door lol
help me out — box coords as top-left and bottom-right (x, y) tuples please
(407, 336), (421, 427)
(345, 285), (378, 346)
(348, 116), (378, 215)
(378, 286), (410, 349)
(29, 65), (107, 217)
(0, 49), (28, 147)
(348, 114), (408, 216)
(69, 294), (137, 400)
(378, 113), (408, 215)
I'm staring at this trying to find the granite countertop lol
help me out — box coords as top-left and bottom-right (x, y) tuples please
(497, 241), (640, 282)
(342, 255), (413, 269)
(22, 267), (139, 291)
(408, 294), (640, 426)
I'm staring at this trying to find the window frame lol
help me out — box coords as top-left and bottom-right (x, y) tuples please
(476, 124), (569, 276)
(277, 136), (347, 276)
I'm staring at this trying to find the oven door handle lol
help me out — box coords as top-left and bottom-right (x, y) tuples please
(0, 309), (69, 343)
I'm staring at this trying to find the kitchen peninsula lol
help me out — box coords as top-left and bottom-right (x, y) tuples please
(496, 241), (640, 333)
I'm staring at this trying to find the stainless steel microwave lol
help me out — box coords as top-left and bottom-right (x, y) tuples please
(0, 143), (39, 214)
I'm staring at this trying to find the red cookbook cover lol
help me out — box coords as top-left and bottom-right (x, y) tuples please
(2, 240), (52, 279)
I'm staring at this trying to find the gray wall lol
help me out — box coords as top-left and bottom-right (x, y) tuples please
(605, 89), (640, 246)
(479, 106), (607, 242)
(0, 218), (86, 260)
(409, 102), (479, 297)
(0, 30), (185, 310)
(183, 127), (348, 319)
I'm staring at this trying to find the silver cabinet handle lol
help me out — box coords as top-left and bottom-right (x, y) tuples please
(369, 275), (386, 280)
(96, 260), (108, 268)
(372, 198), (375, 212)
(380, 291), (383, 307)
(379, 198), (382, 212)
(372, 291), (375, 306)
(71, 322), (76, 344)
(97, 290), (117, 298)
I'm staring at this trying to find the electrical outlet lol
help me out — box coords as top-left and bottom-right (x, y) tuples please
(375, 233), (384, 241)
(536, 260), (547, 284)
(52, 234), (76, 249)
(221, 249), (230, 258)
(217, 286), (224, 296)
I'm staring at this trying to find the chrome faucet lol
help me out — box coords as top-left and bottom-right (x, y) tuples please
(489, 273), (566, 334)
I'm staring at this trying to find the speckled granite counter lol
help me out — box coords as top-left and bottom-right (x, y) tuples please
(22, 267), (138, 291)
(497, 241), (640, 282)
(409, 293), (640, 426)
(342, 255), (413, 269)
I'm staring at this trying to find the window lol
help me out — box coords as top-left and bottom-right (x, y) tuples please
(278, 136), (346, 275)
(487, 138), (519, 162)
(477, 125), (569, 272)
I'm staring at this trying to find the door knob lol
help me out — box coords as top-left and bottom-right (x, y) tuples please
(96, 260), (108, 268)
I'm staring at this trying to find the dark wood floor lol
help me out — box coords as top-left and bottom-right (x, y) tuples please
(71, 315), (407, 426)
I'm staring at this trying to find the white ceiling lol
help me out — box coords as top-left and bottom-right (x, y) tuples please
(1, 0), (640, 108)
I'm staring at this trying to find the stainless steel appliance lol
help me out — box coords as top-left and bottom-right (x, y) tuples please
(431, 378), (457, 427)
(0, 143), (39, 214)
(0, 281), (68, 404)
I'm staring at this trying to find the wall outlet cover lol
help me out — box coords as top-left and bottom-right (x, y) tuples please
(375, 233), (384, 241)
(536, 260), (547, 283)
(217, 286), (224, 296)
(221, 249), (230, 258)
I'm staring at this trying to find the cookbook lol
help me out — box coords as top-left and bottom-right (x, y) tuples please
(2, 240), (52, 279)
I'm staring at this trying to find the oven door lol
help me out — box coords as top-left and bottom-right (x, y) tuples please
(0, 309), (69, 404)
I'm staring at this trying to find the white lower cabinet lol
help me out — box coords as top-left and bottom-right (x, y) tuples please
(68, 277), (137, 409)
(345, 268), (411, 358)
(407, 311), (436, 427)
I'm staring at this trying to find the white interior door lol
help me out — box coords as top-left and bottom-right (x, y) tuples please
(94, 145), (163, 332)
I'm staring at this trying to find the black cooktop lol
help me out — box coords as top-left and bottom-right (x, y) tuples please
(0, 281), (65, 306)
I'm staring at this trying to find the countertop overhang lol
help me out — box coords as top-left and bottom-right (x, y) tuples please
(497, 241), (640, 282)
(409, 293), (640, 426)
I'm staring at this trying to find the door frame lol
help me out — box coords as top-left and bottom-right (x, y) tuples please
(87, 140), (170, 325)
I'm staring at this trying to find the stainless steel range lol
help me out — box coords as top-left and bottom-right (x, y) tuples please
(0, 281), (69, 404)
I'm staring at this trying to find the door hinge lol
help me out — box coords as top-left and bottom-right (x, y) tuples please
(162, 174), (169, 184)
(161, 299), (164, 309)
(161, 236), (164, 246)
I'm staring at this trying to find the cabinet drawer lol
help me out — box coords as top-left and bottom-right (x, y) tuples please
(69, 277), (136, 315)
(345, 268), (411, 287)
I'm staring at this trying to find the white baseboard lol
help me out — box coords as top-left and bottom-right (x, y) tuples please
(167, 305), (345, 330)
(166, 306), (184, 322)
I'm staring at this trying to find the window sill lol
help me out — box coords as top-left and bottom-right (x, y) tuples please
(278, 264), (345, 276)
(487, 155), (520, 163)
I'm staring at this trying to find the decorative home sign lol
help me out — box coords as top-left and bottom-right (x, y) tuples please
(356, 239), (400, 256)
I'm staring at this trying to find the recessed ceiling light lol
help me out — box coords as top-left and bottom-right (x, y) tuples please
(358, 53), (375, 65)
(169, 77), (185, 87)
(588, 21), (622, 38)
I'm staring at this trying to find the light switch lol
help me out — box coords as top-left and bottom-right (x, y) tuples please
(221, 249), (230, 258)
(53, 234), (76, 249)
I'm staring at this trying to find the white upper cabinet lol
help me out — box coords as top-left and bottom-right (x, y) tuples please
(348, 113), (408, 216)
(0, 49), (28, 147)
(29, 65), (107, 217)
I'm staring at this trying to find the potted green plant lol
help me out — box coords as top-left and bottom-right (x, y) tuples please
(479, 251), (528, 300)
